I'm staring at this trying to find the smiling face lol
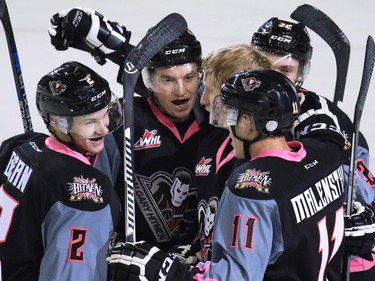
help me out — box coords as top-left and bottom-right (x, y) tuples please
(150, 63), (200, 122)
(69, 106), (110, 154)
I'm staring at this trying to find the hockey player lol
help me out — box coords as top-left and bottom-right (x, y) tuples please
(106, 69), (347, 281)
(191, 18), (375, 274)
(114, 28), (208, 252)
(48, 8), (211, 252)
(251, 17), (375, 280)
(194, 42), (375, 267)
(0, 61), (123, 281)
(193, 44), (274, 262)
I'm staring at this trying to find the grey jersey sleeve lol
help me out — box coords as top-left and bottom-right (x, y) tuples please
(185, 188), (283, 281)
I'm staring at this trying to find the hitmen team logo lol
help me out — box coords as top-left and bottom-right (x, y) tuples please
(241, 77), (261, 91)
(68, 176), (104, 203)
(135, 169), (197, 243)
(198, 197), (219, 260)
(49, 80), (67, 96)
(235, 169), (272, 193)
(134, 129), (162, 150)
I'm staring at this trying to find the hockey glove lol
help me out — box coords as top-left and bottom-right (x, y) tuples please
(344, 201), (375, 261)
(291, 91), (345, 149)
(49, 7), (131, 65)
(170, 241), (202, 265)
(107, 241), (181, 281)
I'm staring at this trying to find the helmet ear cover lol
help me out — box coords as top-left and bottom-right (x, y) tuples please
(220, 69), (300, 136)
(52, 115), (72, 134)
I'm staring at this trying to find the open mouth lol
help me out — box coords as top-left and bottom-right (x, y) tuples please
(172, 99), (189, 106)
(89, 136), (104, 142)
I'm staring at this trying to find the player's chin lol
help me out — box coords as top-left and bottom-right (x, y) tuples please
(172, 110), (192, 122)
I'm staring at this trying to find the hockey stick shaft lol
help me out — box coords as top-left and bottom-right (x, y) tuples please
(341, 35), (375, 281)
(122, 13), (187, 242)
(0, 0), (33, 132)
(291, 4), (350, 107)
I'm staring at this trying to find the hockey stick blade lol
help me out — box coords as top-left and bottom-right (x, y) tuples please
(124, 13), (188, 73)
(342, 35), (375, 281)
(122, 13), (187, 242)
(0, 0), (33, 132)
(291, 4), (350, 107)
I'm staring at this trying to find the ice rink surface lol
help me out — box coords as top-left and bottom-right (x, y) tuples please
(1, 0), (375, 167)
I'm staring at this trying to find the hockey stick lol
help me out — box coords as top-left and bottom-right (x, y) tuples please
(291, 4), (350, 108)
(0, 0), (33, 132)
(341, 35), (375, 281)
(122, 13), (187, 242)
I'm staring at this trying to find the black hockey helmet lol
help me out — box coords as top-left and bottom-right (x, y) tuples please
(142, 29), (202, 93)
(36, 61), (122, 134)
(146, 29), (202, 68)
(251, 17), (313, 64)
(219, 69), (300, 136)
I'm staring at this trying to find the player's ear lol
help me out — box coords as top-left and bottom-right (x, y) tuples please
(237, 113), (253, 130)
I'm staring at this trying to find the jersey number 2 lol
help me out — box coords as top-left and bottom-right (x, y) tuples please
(68, 228), (88, 262)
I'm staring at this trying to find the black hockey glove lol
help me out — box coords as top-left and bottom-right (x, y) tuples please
(170, 241), (202, 265)
(291, 91), (345, 149)
(107, 241), (182, 281)
(49, 7), (131, 65)
(344, 201), (375, 261)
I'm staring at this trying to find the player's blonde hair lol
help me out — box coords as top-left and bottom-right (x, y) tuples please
(203, 44), (273, 87)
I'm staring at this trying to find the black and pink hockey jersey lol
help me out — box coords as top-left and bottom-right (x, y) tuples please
(0, 132), (120, 281)
(169, 132), (346, 280)
(193, 89), (373, 267)
(114, 96), (212, 251)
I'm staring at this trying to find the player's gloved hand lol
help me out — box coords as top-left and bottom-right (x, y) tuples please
(107, 241), (179, 281)
(291, 92), (345, 148)
(344, 201), (375, 261)
(171, 242), (202, 265)
(49, 7), (131, 65)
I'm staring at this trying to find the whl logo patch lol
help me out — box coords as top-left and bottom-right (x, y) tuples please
(134, 129), (161, 150)
(195, 157), (212, 176)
